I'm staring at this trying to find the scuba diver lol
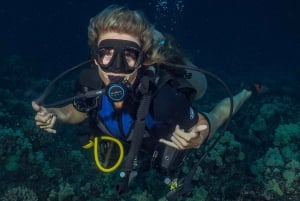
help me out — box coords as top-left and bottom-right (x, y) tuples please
(32, 5), (255, 200)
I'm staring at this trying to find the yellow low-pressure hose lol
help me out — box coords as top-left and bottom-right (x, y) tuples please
(93, 136), (124, 173)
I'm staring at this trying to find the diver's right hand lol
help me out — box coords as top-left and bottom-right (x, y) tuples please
(32, 101), (57, 134)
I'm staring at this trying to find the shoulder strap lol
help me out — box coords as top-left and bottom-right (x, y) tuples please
(116, 74), (154, 194)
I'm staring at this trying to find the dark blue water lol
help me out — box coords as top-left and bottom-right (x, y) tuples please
(1, 1), (300, 200)
(1, 0), (299, 81)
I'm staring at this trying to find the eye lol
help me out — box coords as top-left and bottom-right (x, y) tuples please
(98, 48), (114, 65)
(124, 49), (139, 67)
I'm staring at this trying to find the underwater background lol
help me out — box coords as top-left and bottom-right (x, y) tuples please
(0, 0), (299, 200)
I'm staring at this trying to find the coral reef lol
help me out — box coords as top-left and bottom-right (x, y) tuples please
(0, 56), (299, 201)
(1, 186), (38, 201)
(251, 123), (300, 198)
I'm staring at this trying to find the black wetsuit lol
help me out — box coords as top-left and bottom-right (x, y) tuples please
(74, 68), (199, 169)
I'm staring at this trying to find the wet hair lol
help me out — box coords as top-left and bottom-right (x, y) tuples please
(88, 5), (190, 66)
(88, 6), (153, 53)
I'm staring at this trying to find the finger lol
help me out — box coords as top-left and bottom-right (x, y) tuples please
(172, 134), (189, 148)
(195, 125), (208, 133)
(40, 115), (56, 127)
(38, 118), (51, 128)
(173, 129), (206, 149)
(32, 101), (48, 115)
(174, 130), (198, 142)
(49, 115), (57, 128)
(173, 125), (189, 138)
(40, 125), (57, 133)
(170, 136), (185, 150)
(173, 125), (197, 142)
(159, 139), (180, 150)
(35, 114), (47, 122)
(44, 128), (57, 134)
(45, 118), (52, 125)
(173, 134), (198, 149)
(35, 113), (53, 123)
(36, 121), (47, 126)
(45, 113), (55, 124)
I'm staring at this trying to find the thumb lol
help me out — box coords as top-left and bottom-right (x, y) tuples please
(32, 101), (47, 113)
(195, 125), (208, 133)
(32, 101), (41, 112)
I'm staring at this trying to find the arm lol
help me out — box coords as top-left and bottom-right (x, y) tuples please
(159, 89), (252, 150)
(48, 104), (88, 124)
(32, 101), (88, 134)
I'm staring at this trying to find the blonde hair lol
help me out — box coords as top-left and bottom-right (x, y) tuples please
(88, 5), (188, 66)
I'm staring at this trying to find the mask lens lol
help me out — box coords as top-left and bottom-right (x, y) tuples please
(124, 48), (140, 68)
(96, 39), (143, 73)
(97, 48), (114, 67)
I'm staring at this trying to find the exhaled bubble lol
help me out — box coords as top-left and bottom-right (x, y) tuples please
(175, 0), (184, 14)
(149, 0), (185, 31)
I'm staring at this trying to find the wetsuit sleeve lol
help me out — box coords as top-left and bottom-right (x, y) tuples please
(150, 83), (199, 131)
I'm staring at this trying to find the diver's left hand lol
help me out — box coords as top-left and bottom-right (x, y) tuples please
(159, 124), (208, 150)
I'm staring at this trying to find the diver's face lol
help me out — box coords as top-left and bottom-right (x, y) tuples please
(94, 32), (142, 86)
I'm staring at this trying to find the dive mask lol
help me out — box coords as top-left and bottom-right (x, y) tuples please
(95, 39), (144, 74)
